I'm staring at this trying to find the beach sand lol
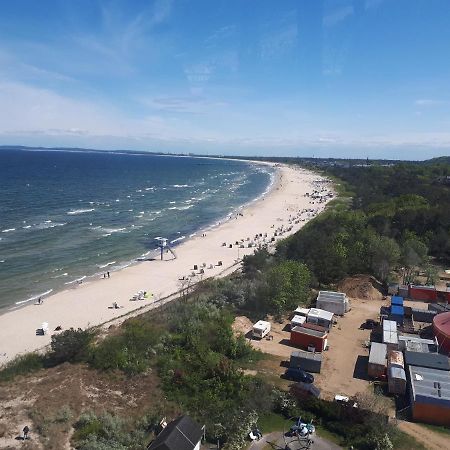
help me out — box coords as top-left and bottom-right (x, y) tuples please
(0, 163), (333, 366)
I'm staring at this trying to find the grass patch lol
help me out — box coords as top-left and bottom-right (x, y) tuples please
(257, 412), (287, 434)
(0, 352), (44, 382)
(421, 423), (450, 436)
(315, 426), (343, 446)
(392, 429), (427, 450)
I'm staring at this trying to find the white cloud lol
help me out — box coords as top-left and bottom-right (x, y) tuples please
(414, 99), (446, 107)
(323, 5), (354, 27)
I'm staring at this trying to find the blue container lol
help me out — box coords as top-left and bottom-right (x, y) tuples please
(390, 305), (404, 324)
(391, 296), (404, 306)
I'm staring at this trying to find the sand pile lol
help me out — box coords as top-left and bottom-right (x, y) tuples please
(337, 275), (383, 301)
(232, 316), (253, 337)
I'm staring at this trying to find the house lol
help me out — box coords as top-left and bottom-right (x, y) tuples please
(316, 291), (349, 315)
(147, 416), (204, 450)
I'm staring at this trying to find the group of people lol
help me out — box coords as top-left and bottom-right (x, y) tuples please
(103, 271), (110, 279)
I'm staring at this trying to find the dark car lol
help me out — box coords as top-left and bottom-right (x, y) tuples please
(284, 368), (314, 383)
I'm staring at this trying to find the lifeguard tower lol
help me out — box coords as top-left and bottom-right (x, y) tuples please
(154, 237), (177, 260)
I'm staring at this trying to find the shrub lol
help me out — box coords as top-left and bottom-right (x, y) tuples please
(0, 352), (44, 382)
(48, 328), (95, 365)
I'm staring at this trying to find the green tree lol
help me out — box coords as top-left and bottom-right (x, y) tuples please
(265, 260), (311, 314)
(367, 234), (400, 283)
(48, 328), (95, 365)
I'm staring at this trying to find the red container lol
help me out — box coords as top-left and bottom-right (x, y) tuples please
(409, 285), (437, 302)
(290, 326), (328, 352)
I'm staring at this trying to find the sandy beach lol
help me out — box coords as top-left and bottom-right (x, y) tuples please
(0, 163), (333, 366)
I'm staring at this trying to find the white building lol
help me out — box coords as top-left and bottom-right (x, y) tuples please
(307, 308), (334, 330)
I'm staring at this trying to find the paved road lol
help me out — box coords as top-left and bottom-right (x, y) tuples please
(248, 431), (342, 450)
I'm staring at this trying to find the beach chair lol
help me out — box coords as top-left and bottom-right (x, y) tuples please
(41, 322), (49, 335)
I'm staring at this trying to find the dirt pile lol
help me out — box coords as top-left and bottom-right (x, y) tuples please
(337, 275), (383, 301)
(232, 316), (253, 337)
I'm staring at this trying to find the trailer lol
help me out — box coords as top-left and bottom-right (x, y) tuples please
(252, 320), (271, 339)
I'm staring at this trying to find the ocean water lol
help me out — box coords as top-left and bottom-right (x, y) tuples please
(0, 148), (273, 310)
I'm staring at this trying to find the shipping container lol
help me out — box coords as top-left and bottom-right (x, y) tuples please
(388, 350), (404, 369)
(290, 350), (322, 373)
(388, 366), (406, 395)
(290, 326), (328, 352)
(368, 342), (387, 378)
(391, 296), (404, 306)
(404, 351), (450, 371)
(409, 285), (438, 302)
(316, 291), (349, 316)
(411, 308), (436, 323)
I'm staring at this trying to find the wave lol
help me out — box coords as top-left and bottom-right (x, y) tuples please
(15, 289), (53, 305)
(65, 275), (86, 285)
(170, 235), (186, 244)
(2, 228), (16, 233)
(172, 184), (190, 188)
(98, 261), (116, 269)
(67, 208), (95, 215)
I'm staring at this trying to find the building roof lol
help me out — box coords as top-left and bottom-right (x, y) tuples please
(383, 320), (397, 332)
(317, 291), (347, 304)
(398, 335), (437, 353)
(389, 366), (406, 380)
(291, 350), (323, 362)
(408, 365), (450, 407)
(148, 416), (203, 450)
(369, 342), (387, 366)
(294, 307), (310, 316)
(308, 308), (334, 321)
(291, 325), (327, 339)
(391, 305), (404, 316)
(410, 284), (436, 291)
(404, 351), (450, 371)
(391, 296), (404, 306)
(291, 315), (306, 325)
(253, 320), (270, 330)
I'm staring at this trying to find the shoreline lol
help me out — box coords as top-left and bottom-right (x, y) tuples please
(1, 159), (276, 315)
(0, 162), (333, 366)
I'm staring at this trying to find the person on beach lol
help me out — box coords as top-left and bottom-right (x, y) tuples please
(107, 271), (110, 278)
(23, 425), (29, 440)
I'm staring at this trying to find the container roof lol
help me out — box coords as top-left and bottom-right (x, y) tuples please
(291, 350), (323, 361)
(404, 351), (450, 371)
(369, 342), (387, 365)
(291, 315), (306, 324)
(383, 330), (398, 345)
(291, 325), (327, 338)
(388, 366), (406, 380)
(317, 291), (347, 303)
(391, 296), (404, 305)
(308, 308), (334, 321)
(409, 365), (450, 406)
(383, 319), (397, 331)
(294, 307), (310, 316)
(391, 305), (404, 315)
(253, 320), (270, 329)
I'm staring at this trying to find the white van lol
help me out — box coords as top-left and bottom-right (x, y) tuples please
(252, 320), (271, 339)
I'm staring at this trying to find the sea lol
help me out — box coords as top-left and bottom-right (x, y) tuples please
(0, 148), (274, 311)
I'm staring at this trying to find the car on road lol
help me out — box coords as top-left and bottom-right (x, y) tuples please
(284, 367), (314, 383)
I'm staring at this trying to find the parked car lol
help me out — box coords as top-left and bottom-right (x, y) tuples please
(284, 368), (314, 383)
(334, 394), (358, 408)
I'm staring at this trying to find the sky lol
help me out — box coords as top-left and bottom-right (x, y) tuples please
(0, 0), (450, 159)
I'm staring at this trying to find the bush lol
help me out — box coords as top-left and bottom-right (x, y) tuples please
(48, 328), (95, 365)
(0, 352), (44, 382)
(89, 319), (159, 374)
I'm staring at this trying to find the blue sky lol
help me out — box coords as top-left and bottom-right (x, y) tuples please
(0, 0), (449, 159)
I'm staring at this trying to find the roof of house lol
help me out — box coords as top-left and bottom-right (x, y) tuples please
(404, 351), (450, 371)
(408, 365), (450, 407)
(147, 416), (203, 450)
(308, 308), (334, 321)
